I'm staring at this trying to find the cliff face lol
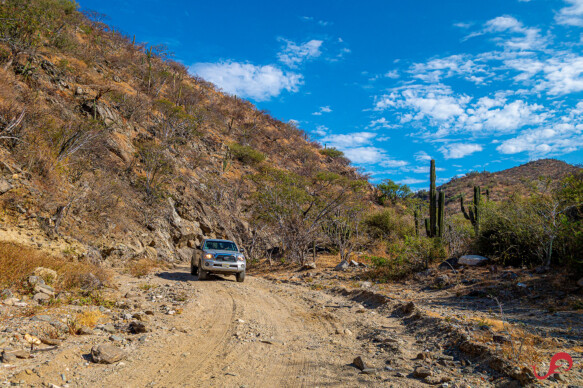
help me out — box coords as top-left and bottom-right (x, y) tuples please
(0, 0), (362, 265)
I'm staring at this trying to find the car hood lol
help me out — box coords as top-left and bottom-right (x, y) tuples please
(204, 249), (241, 255)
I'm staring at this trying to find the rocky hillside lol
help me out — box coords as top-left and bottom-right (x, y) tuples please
(437, 159), (581, 211)
(0, 0), (365, 266)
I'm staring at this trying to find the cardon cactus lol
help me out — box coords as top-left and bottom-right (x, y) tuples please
(429, 160), (437, 237)
(460, 186), (481, 234)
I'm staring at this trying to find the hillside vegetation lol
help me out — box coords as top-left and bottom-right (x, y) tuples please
(0, 0), (373, 268)
(438, 159), (581, 209)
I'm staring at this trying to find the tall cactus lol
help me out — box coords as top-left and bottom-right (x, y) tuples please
(425, 218), (430, 237)
(437, 191), (445, 237)
(429, 159), (437, 237)
(414, 209), (419, 237)
(461, 186), (481, 234)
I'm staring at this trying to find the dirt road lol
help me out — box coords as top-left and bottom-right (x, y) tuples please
(79, 268), (428, 387)
(2, 267), (522, 387)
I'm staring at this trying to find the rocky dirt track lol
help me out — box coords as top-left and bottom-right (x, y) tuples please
(1, 265), (496, 388)
(3, 265), (582, 387)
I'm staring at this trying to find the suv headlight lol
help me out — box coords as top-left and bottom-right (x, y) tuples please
(204, 253), (214, 259)
(237, 255), (245, 262)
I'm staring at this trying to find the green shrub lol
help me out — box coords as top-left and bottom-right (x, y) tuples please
(230, 143), (265, 165)
(477, 174), (583, 271)
(364, 236), (446, 282)
(364, 208), (414, 241)
(319, 148), (344, 158)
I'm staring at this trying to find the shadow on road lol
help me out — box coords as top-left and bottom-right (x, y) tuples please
(155, 270), (234, 283)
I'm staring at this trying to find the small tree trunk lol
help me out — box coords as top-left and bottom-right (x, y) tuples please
(313, 241), (316, 262)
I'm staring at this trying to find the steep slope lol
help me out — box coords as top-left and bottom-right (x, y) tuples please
(0, 0), (364, 265)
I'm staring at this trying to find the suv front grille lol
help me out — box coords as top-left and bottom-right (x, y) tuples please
(216, 255), (236, 262)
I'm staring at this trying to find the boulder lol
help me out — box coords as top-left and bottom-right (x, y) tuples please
(0, 178), (12, 195)
(458, 255), (489, 266)
(334, 260), (349, 271)
(90, 344), (126, 364)
(79, 273), (103, 290)
(28, 275), (45, 286)
(32, 267), (58, 284)
(577, 278), (583, 288)
(33, 293), (51, 303)
(34, 284), (55, 296)
(302, 262), (317, 270)
(438, 257), (459, 270)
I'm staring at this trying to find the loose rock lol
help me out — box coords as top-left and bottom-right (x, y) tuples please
(334, 260), (349, 271)
(458, 255), (489, 266)
(302, 262), (317, 270)
(91, 344), (126, 364)
(413, 366), (432, 378)
(77, 326), (94, 335)
(129, 321), (147, 334)
(353, 356), (367, 371)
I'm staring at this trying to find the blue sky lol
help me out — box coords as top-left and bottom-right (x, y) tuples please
(79, 0), (583, 189)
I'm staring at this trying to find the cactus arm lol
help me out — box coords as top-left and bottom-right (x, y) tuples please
(438, 191), (445, 238)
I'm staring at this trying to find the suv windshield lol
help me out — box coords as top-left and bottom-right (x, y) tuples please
(204, 241), (238, 252)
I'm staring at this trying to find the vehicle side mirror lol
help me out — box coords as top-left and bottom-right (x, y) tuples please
(196, 245), (201, 250)
(239, 248), (245, 253)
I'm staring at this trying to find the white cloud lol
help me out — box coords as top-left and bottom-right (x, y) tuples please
(496, 124), (583, 156)
(191, 61), (303, 101)
(321, 132), (408, 167)
(374, 84), (547, 137)
(483, 15), (546, 50)
(556, 0), (583, 26)
(312, 106), (332, 115)
(409, 54), (489, 84)
(412, 165), (445, 174)
(375, 84), (469, 122)
(414, 151), (433, 162)
(367, 117), (395, 129)
(277, 39), (323, 68)
(343, 147), (385, 164)
(313, 125), (328, 137)
(321, 132), (376, 148)
(398, 178), (426, 185)
(439, 143), (483, 159)
(385, 70), (400, 79)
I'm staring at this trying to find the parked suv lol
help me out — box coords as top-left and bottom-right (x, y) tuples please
(191, 239), (246, 282)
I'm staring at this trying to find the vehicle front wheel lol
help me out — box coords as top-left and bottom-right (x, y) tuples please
(198, 264), (208, 281)
(236, 271), (245, 283)
(190, 263), (198, 276)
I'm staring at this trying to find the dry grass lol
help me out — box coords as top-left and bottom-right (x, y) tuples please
(76, 310), (107, 328)
(0, 241), (111, 292)
(126, 258), (166, 278)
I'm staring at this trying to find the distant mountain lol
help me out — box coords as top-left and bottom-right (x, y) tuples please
(437, 159), (582, 210)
